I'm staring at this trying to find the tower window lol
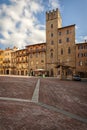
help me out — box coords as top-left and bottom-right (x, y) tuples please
(59, 39), (62, 43)
(50, 52), (53, 58)
(51, 40), (54, 45)
(61, 48), (63, 55)
(51, 24), (53, 28)
(41, 60), (44, 63)
(50, 49), (53, 52)
(51, 33), (53, 37)
(68, 47), (71, 54)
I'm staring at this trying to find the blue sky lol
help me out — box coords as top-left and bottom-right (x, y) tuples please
(0, 0), (87, 49)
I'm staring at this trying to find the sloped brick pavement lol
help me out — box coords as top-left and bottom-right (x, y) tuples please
(0, 101), (87, 130)
(39, 78), (87, 119)
(0, 76), (37, 99)
(0, 76), (87, 130)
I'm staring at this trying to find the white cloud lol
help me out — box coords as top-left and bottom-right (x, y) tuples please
(75, 25), (79, 30)
(76, 35), (87, 43)
(0, 0), (60, 49)
(49, 0), (60, 9)
(83, 36), (87, 40)
(0, 0), (45, 49)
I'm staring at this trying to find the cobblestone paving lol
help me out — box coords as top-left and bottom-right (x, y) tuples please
(40, 78), (87, 118)
(0, 76), (37, 99)
(0, 101), (87, 130)
(0, 76), (87, 130)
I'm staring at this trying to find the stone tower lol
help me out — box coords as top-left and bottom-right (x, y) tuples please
(46, 8), (62, 76)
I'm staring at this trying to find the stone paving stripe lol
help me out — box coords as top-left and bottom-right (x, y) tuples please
(38, 102), (87, 124)
(0, 96), (87, 123)
(0, 97), (31, 103)
(31, 79), (40, 103)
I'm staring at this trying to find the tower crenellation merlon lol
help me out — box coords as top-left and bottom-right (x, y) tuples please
(46, 8), (59, 21)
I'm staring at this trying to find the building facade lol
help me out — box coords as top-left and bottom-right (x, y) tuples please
(11, 48), (28, 75)
(46, 9), (76, 78)
(46, 9), (62, 77)
(0, 49), (4, 74)
(76, 42), (87, 77)
(26, 43), (46, 76)
(0, 8), (87, 78)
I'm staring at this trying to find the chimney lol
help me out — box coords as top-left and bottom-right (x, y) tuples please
(85, 39), (87, 43)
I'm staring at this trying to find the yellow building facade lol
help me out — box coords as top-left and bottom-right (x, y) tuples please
(0, 49), (4, 74)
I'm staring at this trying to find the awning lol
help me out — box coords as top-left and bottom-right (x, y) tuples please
(34, 69), (46, 72)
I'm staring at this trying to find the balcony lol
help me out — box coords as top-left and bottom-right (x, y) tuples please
(16, 53), (27, 57)
(16, 60), (27, 64)
(3, 60), (10, 63)
(3, 65), (11, 68)
(27, 48), (46, 54)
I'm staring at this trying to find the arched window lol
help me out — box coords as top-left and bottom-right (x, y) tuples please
(50, 52), (53, 58)
(50, 49), (53, 51)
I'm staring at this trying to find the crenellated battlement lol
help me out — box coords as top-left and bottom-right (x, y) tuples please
(46, 8), (59, 21)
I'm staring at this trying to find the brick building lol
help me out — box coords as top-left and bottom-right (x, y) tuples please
(11, 48), (27, 75)
(0, 49), (4, 74)
(76, 42), (87, 77)
(0, 8), (87, 78)
(46, 9), (76, 78)
(2, 47), (18, 75)
(26, 43), (46, 76)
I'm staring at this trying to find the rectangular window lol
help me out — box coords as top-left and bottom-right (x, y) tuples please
(30, 54), (32, 58)
(78, 45), (83, 49)
(78, 53), (83, 57)
(51, 33), (53, 37)
(80, 61), (83, 66)
(41, 60), (44, 63)
(66, 38), (69, 42)
(59, 32), (61, 35)
(36, 53), (38, 57)
(59, 39), (62, 44)
(84, 53), (87, 57)
(51, 40), (54, 45)
(85, 60), (87, 65)
(85, 45), (87, 49)
(50, 52), (53, 58)
(66, 30), (69, 34)
(68, 47), (71, 54)
(51, 24), (53, 28)
(61, 49), (63, 55)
